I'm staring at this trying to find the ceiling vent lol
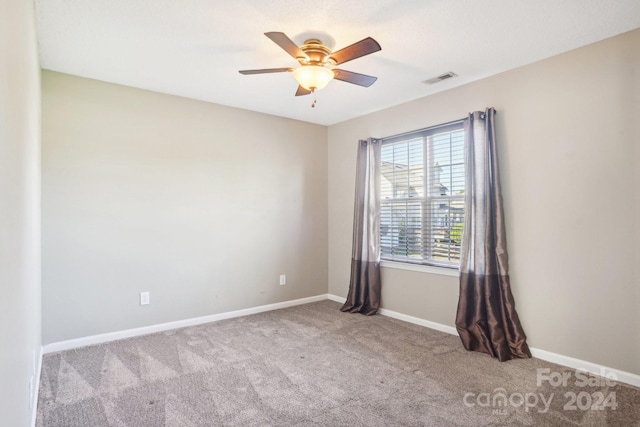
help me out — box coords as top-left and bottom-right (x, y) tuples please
(423, 72), (458, 85)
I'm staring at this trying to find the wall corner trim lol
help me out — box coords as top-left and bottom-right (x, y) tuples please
(31, 345), (43, 427)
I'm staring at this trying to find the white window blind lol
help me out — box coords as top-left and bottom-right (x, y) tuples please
(380, 121), (465, 267)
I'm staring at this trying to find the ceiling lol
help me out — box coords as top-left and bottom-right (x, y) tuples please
(35, 0), (640, 126)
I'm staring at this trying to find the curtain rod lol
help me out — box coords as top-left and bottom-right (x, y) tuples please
(379, 117), (465, 142)
(378, 109), (496, 142)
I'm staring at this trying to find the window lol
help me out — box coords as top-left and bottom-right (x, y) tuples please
(380, 121), (465, 268)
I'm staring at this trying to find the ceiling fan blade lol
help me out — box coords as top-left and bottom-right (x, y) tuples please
(295, 86), (312, 96)
(239, 68), (293, 75)
(329, 37), (381, 65)
(264, 32), (309, 61)
(333, 69), (377, 87)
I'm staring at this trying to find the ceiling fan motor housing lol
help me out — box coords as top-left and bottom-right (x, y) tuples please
(299, 39), (335, 66)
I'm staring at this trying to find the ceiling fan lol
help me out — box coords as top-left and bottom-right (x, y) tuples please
(239, 32), (381, 97)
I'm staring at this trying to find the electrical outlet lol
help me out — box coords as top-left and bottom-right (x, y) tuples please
(279, 274), (286, 286)
(140, 291), (150, 305)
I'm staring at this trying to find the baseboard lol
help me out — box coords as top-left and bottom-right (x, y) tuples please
(377, 307), (459, 336)
(43, 294), (328, 354)
(327, 294), (346, 304)
(31, 345), (42, 427)
(44, 293), (640, 389)
(327, 294), (640, 387)
(327, 293), (458, 335)
(529, 348), (640, 388)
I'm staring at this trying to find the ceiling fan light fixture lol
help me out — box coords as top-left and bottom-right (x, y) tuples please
(292, 65), (334, 91)
(239, 32), (381, 97)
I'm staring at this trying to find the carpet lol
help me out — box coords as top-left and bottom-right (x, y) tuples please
(36, 300), (640, 426)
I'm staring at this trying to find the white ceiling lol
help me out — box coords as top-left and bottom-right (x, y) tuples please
(35, 0), (640, 126)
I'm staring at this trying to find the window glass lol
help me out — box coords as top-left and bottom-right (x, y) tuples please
(380, 122), (465, 267)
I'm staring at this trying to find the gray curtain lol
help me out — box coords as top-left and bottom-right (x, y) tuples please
(455, 108), (531, 361)
(341, 138), (381, 315)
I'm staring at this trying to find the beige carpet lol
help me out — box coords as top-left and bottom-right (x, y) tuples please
(37, 300), (640, 426)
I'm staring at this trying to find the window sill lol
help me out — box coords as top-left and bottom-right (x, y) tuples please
(380, 260), (459, 277)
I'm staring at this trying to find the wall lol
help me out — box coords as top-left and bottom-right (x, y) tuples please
(0, 1), (42, 426)
(329, 29), (640, 375)
(42, 71), (327, 344)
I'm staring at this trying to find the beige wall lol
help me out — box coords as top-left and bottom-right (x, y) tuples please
(329, 29), (640, 374)
(39, 29), (639, 375)
(0, 1), (42, 426)
(42, 71), (328, 344)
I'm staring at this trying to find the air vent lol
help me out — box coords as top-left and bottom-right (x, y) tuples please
(423, 72), (458, 85)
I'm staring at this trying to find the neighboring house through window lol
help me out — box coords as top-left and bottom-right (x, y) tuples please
(380, 120), (465, 268)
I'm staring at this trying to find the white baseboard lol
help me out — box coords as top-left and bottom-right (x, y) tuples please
(377, 307), (459, 336)
(328, 293), (458, 335)
(529, 348), (640, 389)
(31, 345), (42, 427)
(43, 294), (328, 354)
(44, 293), (640, 389)
(327, 294), (640, 388)
(327, 294), (346, 304)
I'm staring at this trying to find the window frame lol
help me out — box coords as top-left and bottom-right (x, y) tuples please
(379, 119), (465, 270)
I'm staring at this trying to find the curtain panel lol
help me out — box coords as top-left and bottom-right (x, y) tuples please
(455, 109), (531, 361)
(341, 138), (382, 315)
